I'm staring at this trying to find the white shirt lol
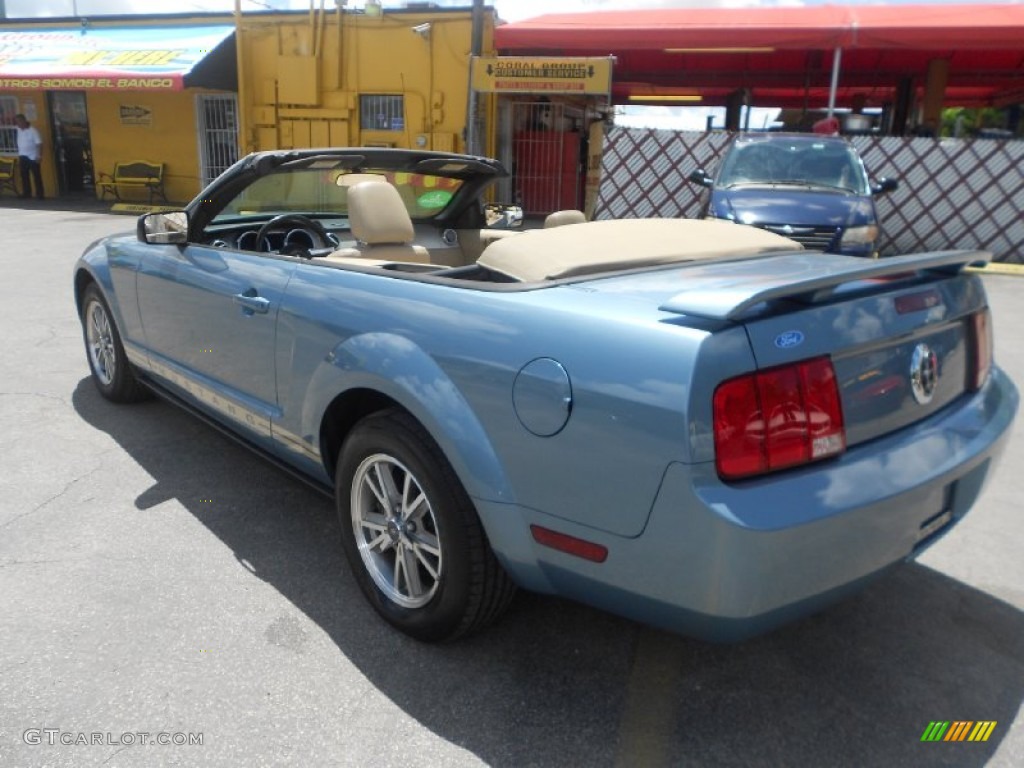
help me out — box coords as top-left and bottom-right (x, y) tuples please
(16, 125), (42, 162)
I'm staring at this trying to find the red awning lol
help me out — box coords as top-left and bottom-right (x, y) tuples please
(495, 4), (1024, 52)
(495, 4), (1024, 108)
(493, 3), (1024, 108)
(498, 7), (851, 51)
(839, 4), (1024, 49)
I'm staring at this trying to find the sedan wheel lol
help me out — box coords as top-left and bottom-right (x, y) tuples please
(80, 284), (150, 403)
(337, 409), (515, 641)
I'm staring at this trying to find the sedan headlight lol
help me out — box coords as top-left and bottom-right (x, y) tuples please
(840, 224), (879, 246)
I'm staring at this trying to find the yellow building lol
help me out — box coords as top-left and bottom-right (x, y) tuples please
(236, 6), (496, 157)
(0, 16), (237, 203)
(0, 6), (497, 205)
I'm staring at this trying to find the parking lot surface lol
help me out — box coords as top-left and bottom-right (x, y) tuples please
(1, 205), (1021, 767)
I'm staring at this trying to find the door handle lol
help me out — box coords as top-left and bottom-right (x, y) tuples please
(233, 291), (270, 315)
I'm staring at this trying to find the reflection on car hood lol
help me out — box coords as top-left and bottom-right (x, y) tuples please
(713, 188), (876, 227)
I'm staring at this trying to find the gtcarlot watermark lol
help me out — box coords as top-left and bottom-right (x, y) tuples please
(23, 729), (203, 747)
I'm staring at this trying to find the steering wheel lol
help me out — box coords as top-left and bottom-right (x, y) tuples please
(254, 214), (330, 257)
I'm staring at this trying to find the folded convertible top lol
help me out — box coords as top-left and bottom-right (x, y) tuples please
(477, 219), (801, 281)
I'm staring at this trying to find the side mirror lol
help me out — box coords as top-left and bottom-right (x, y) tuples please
(484, 203), (524, 230)
(872, 178), (899, 196)
(688, 168), (713, 188)
(138, 211), (189, 245)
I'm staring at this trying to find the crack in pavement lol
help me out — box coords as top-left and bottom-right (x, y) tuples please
(0, 553), (142, 569)
(0, 391), (72, 406)
(101, 744), (132, 765)
(0, 558), (68, 568)
(0, 464), (102, 532)
(32, 326), (60, 349)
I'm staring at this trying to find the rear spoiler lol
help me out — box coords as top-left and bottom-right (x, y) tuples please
(659, 250), (991, 321)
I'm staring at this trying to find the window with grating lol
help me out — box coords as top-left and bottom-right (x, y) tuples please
(0, 96), (19, 155)
(359, 95), (404, 131)
(197, 94), (239, 187)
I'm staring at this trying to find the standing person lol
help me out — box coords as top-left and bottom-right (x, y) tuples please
(14, 114), (44, 199)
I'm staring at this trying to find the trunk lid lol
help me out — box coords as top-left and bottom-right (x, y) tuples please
(577, 250), (989, 449)
(738, 281), (981, 447)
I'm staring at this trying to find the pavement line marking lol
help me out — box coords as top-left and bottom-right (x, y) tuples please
(613, 628), (688, 768)
(968, 263), (1024, 276)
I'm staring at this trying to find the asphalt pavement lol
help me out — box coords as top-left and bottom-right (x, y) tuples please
(0, 205), (1021, 767)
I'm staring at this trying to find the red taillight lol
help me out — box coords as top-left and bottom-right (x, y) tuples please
(895, 289), (941, 314)
(971, 309), (992, 391)
(713, 356), (845, 480)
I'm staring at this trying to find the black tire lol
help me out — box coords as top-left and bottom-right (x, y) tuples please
(336, 409), (516, 642)
(80, 283), (150, 403)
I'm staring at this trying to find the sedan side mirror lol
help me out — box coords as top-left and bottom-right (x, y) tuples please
(484, 203), (524, 230)
(138, 211), (189, 245)
(872, 177), (899, 196)
(688, 169), (713, 188)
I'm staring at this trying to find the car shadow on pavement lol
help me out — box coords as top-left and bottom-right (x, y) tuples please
(73, 378), (1023, 768)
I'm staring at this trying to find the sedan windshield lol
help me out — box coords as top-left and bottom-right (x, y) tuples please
(718, 140), (870, 194)
(213, 167), (464, 222)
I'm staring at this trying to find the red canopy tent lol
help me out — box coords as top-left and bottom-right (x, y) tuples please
(494, 4), (1024, 109)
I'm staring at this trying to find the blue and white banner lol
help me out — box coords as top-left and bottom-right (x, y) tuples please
(0, 25), (234, 91)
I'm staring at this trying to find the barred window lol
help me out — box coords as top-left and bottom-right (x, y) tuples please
(359, 95), (404, 131)
(0, 96), (19, 155)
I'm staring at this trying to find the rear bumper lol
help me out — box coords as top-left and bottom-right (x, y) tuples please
(488, 366), (1018, 641)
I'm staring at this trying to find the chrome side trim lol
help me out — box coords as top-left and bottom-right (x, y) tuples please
(274, 425), (323, 462)
(123, 341), (149, 369)
(133, 348), (321, 462)
(147, 355), (276, 440)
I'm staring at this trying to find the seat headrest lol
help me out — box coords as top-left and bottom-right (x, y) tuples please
(348, 181), (415, 245)
(544, 209), (586, 228)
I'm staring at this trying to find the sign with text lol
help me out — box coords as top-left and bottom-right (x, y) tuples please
(119, 104), (152, 126)
(0, 25), (233, 91)
(472, 56), (613, 96)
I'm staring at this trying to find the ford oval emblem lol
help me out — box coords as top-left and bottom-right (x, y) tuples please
(774, 330), (805, 349)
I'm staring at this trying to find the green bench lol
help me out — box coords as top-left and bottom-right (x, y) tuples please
(96, 161), (168, 204)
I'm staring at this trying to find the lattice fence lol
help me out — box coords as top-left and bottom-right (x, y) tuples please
(594, 127), (1024, 263)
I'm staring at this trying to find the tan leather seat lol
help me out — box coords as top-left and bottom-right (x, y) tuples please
(544, 209), (586, 228)
(323, 181), (430, 264)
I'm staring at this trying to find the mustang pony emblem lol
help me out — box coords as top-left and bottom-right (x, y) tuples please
(910, 342), (939, 405)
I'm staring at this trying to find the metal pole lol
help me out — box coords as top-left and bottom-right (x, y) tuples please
(234, 0), (252, 154)
(464, 0), (484, 155)
(827, 47), (842, 117)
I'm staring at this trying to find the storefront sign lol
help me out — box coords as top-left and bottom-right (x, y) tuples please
(119, 104), (152, 126)
(0, 26), (233, 91)
(472, 56), (613, 96)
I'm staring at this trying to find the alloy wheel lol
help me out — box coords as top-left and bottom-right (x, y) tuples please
(86, 299), (117, 386)
(350, 453), (443, 609)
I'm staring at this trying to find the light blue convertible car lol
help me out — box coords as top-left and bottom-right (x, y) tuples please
(75, 149), (1018, 642)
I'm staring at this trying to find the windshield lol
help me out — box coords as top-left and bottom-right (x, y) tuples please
(213, 167), (465, 222)
(717, 140), (870, 194)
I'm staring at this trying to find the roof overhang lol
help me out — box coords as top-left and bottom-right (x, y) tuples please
(495, 5), (1024, 52)
(0, 24), (236, 91)
(495, 4), (1024, 108)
